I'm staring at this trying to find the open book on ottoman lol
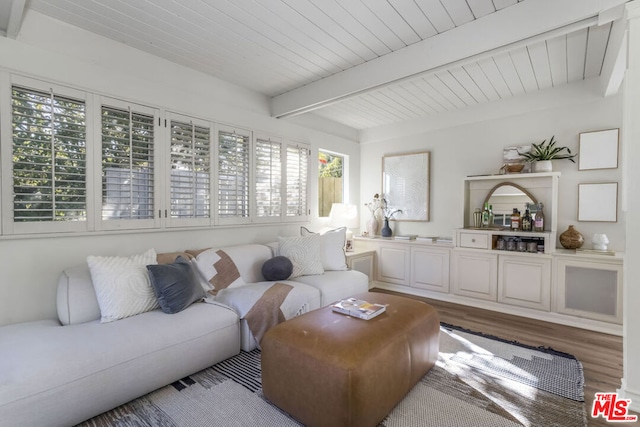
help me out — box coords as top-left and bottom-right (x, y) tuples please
(331, 297), (386, 320)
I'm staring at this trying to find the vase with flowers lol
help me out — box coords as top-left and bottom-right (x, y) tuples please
(364, 194), (382, 236)
(379, 197), (403, 237)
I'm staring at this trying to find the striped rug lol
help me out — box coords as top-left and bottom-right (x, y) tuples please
(77, 325), (586, 427)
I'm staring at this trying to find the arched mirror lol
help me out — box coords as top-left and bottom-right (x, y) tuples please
(484, 182), (538, 227)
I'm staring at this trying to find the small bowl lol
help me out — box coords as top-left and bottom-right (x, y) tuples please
(505, 163), (525, 173)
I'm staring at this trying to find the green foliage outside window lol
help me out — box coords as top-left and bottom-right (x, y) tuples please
(318, 152), (342, 178)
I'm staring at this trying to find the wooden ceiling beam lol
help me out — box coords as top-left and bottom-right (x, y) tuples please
(271, 0), (630, 119)
(6, 0), (26, 39)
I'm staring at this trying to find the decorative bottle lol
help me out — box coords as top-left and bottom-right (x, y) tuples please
(510, 208), (520, 231)
(534, 203), (545, 232)
(481, 202), (490, 228)
(488, 205), (494, 228)
(521, 204), (532, 232)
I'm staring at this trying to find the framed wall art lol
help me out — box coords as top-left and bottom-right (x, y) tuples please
(578, 182), (618, 222)
(579, 128), (619, 170)
(382, 151), (430, 221)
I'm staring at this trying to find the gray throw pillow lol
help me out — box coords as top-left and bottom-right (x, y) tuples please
(262, 256), (293, 281)
(147, 257), (205, 314)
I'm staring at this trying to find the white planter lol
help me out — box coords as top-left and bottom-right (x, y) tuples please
(534, 160), (552, 172)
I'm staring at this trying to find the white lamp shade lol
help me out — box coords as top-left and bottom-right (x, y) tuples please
(328, 203), (359, 229)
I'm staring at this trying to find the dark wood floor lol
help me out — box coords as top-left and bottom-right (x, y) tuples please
(371, 288), (635, 427)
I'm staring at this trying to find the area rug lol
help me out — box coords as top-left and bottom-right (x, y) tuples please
(77, 325), (586, 427)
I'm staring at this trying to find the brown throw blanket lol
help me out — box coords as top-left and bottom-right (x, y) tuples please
(244, 282), (293, 345)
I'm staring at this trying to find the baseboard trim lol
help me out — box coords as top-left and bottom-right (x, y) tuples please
(618, 379), (640, 413)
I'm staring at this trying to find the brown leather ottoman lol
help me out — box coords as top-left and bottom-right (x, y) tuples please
(261, 292), (439, 427)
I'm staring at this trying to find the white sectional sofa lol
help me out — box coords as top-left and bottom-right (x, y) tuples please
(0, 237), (368, 427)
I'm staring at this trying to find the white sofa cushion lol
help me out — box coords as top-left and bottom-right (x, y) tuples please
(292, 270), (369, 306)
(86, 249), (159, 323)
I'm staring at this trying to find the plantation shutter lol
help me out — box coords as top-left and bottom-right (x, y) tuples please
(218, 127), (250, 223)
(255, 135), (282, 220)
(100, 103), (156, 228)
(169, 117), (211, 226)
(285, 142), (309, 220)
(10, 85), (87, 233)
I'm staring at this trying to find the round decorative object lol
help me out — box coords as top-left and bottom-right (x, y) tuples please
(262, 256), (293, 281)
(381, 219), (392, 237)
(559, 225), (584, 249)
(534, 160), (552, 173)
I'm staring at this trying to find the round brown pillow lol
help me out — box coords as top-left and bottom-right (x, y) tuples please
(262, 256), (293, 281)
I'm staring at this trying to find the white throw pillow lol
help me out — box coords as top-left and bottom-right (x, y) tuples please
(301, 226), (347, 271)
(87, 249), (159, 323)
(278, 234), (324, 278)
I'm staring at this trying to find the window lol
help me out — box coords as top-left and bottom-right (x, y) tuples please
(255, 135), (282, 220)
(318, 150), (344, 217)
(100, 100), (157, 229)
(286, 143), (309, 220)
(218, 126), (251, 223)
(168, 114), (212, 226)
(7, 83), (87, 234)
(2, 74), (310, 236)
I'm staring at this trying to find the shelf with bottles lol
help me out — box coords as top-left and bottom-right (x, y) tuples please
(463, 172), (559, 233)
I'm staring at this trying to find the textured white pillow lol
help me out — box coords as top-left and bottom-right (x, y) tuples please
(278, 234), (324, 278)
(301, 226), (347, 271)
(87, 249), (159, 323)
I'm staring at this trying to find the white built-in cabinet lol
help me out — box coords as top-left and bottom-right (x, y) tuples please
(357, 171), (624, 336)
(411, 245), (450, 293)
(451, 250), (497, 300)
(498, 253), (551, 310)
(377, 243), (410, 286)
(372, 241), (451, 293)
(553, 251), (623, 324)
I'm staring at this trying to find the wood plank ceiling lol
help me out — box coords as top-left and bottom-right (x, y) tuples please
(24, 0), (625, 131)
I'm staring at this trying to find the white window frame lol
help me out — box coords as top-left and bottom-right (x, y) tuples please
(94, 96), (161, 231)
(216, 125), (252, 226)
(165, 112), (214, 228)
(283, 140), (310, 223)
(1, 75), (93, 235)
(254, 133), (283, 223)
(318, 148), (348, 218)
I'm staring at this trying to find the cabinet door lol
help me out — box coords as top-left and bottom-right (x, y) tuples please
(411, 247), (450, 293)
(554, 257), (622, 323)
(377, 244), (410, 285)
(452, 250), (497, 301)
(498, 255), (551, 310)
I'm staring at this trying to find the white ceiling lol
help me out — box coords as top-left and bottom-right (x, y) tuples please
(3, 0), (631, 131)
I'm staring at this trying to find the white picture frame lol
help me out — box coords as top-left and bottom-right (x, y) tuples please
(382, 151), (430, 221)
(579, 128), (619, 170)
(578, 182), (618, 222)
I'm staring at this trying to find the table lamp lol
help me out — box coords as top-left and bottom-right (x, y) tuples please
(328, 203), (359, 252)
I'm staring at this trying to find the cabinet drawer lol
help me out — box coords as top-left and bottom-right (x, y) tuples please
(459, 233), (489, 249)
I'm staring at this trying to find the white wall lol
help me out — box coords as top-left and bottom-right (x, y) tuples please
(0, 10), (360, 326)
(359, 88), (624, 250)
(621, 2), (640, 412)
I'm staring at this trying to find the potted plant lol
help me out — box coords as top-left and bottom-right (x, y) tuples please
(518, 136), (577, 172)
